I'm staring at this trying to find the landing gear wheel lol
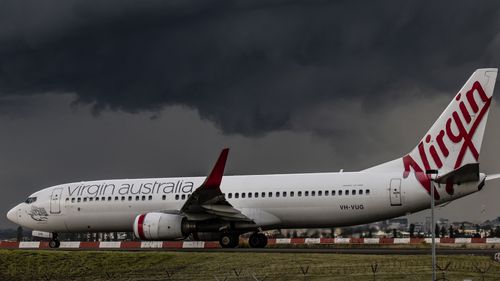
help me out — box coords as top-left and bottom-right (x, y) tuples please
(257, 233), (268, 248)
(249, 233), (268, 248)
(219, 234), (239, 248)
(49, 239), (60, 248)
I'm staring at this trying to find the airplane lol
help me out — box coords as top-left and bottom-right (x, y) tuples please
(7, 68), (500, 248)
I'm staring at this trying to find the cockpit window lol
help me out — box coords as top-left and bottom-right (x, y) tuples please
(24, 197), (37, 204)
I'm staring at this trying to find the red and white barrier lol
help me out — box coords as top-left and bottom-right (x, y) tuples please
(0, 237), (499, 249)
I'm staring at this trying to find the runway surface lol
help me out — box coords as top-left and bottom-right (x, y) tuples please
(66, 247), (500, 256)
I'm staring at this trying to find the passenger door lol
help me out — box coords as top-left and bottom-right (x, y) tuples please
(50, 188), (63, 214)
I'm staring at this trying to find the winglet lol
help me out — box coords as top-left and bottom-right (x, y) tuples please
(200, 148), (229, 189)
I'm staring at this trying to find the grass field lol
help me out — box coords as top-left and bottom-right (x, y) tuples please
(0, 250), (499, 281)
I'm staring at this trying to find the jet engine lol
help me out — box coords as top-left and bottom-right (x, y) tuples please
(133, 213), (188, 240)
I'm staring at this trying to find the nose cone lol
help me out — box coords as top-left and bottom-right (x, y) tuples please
(7, 207), (18, 224)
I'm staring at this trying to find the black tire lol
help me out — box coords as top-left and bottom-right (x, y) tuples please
(49, 240), (60, 249)
(249, 233), (267, 248)
(257, 233), (268, 248)
(219, 234), (239, 248)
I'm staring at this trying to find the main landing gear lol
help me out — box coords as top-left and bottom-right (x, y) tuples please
(248, 232), (268, 248)
(219, 233), (240, 248)
(218, 232), (268, 248)
(48, 233), (60, 248)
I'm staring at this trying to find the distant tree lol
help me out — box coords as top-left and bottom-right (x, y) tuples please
(449, 226), (454, 238)
(435, 224), (440, 238)
(494, 226), (500, 238)
(409, 224), (415, 238)
(440, 226), (447, 238)
(392, 229), (397, 238)
(16, 226), (23, 242)
(368, 229), (373, 238)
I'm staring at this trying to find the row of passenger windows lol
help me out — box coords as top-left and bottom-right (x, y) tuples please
(225, 189), (370, 199)
(66, 189), (371, 203)
(66, 194), (192, 203)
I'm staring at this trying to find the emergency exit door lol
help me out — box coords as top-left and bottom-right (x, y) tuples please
(390, 178), (402, 206)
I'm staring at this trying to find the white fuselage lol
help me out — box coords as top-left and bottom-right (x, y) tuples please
(8, 171), (483, 233)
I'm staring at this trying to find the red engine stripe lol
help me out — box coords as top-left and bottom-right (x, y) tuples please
(137, 214), (146, 240)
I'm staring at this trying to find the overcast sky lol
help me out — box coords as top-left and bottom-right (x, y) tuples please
(1, 0), (500, 228)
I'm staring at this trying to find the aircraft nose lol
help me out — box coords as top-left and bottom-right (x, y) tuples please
(6, 207), (18, 224)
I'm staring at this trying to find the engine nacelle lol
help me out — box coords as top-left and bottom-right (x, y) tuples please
(134, 213), (186, 240)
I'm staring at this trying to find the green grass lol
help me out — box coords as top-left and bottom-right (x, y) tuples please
(0, 250), (499, 280)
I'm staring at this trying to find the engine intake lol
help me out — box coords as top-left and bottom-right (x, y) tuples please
(134, 213), (187, 240)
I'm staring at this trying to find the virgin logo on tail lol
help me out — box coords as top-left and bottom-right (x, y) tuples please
(403, 81), (491, 199)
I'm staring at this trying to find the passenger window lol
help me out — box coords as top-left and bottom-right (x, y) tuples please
(352, 190), (356, 195)
(345, 190), (349, 195)
(290, 191), (294, 197)
(276, 192), (280, 197)
(332, 190), (335, 196)
(325, 190), (329, 196)
(339, 190), (342, 196)
(311, 191), (315, 196)
(261, 192), (265, 198)
(83, 198), (88, 202)
(181, 194), (186, 200)
(89, 197), (93, 202)
(255, 192), (259, 198)
(134, 196), (139, 201)
(121, 196), (125, 201)
(359, 190), (363, 195)
(108, 196), (112, 201)
(65, 198), (69, 202)
(77, 198), (81, 202)
(148, 195), (152, 200)
(268, 192), (272, 197)
(96, 197), (100, 201)
(242, 193), (246, 198)
(298, 191), (302, 197)
(175, 194), (179, 200)
(162, 195), (166, 200)
(366, 189), (370, 195)
(128, 196), (132, 201)
(305, 191), (309, 196)
(115, 196), (119, 201)
(235, 193), (239, 199)
(102, 197), (105, 201)
(283, 192), (287, 197)
(71, 198), (75, 203)
(248, 193), (252, 198)
(318, 190), (322, 196)
(228, 193), (232, 199)
(142, 195), (146, 201)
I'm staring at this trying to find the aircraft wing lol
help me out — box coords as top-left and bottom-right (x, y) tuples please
(180, 148), (253, 222)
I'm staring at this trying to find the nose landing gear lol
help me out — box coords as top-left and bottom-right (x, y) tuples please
(48, 232), (60, 248)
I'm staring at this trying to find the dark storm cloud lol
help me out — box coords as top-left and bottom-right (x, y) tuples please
(1, 0), (500, 136)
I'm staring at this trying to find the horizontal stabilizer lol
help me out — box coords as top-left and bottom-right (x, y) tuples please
(486, 174), (500, 181)
(435, 163), (479, 184)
